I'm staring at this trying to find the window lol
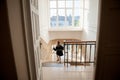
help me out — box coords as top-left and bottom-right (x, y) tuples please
(49, 0), (83, 28)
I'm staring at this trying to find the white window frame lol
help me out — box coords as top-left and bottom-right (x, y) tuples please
(48, 0), (84, 31)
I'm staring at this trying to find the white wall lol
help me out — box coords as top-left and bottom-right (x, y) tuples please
(49, 31), (82, 40)
(39, 0), (49, 43)
(81, 0), (99, 41)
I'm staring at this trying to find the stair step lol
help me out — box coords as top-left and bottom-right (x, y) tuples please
(42, 62), (64, 67)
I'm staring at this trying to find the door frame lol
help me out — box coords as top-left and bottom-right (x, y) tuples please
(21, 0), (37, 80)
(20, 0), (102, 80)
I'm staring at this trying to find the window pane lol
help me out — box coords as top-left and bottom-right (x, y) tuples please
(66, 9), (72, 26)
(58, 1), (65, 8)
(74, 0), (83, 8)
(66, 1), (73, 8)
(50, 1), (56, 8)
(50, 9), (57, 27)
(74, 9), (82, 27)
(49, 0), (83, 27)
(58, 9), (65, 27)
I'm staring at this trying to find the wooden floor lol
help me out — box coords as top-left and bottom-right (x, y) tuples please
(41, 54), (95, 80)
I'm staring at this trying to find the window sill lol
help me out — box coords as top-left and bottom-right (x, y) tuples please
(48, 27), (83, 31)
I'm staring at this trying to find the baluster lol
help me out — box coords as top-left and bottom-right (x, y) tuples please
(89, 44), (92, 63)
(85, 44), (87, 67)
(80, 44), (82, 63)
(94, 44), (96, 65)
(67, 43), (68, 67)
(64, 42), (65, 66)
(71, 44), (73, 62)
(76, 44), (77, 66)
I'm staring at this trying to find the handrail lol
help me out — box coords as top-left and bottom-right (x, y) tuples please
(64, 41), (96, 67)
(64, 41), (96, 43)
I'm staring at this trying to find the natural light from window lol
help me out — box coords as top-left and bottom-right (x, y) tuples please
(49, 0), (83, 29)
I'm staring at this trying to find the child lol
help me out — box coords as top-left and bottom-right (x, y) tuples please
(53, 41), (64, 62)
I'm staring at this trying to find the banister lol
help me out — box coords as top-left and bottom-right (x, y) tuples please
(64, 41), (96, 67)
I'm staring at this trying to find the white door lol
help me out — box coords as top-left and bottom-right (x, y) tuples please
(29, 0), (41, 80)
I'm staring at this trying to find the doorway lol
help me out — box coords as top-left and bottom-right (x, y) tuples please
(22, 0), (100, 80)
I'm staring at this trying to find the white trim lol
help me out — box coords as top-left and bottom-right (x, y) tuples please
(56, 0), (58, 27)
(46, 0), (50, 30)
(48, 27), (83, 31)
(21, 0), (37, 80)
(72, 0), (74, 27)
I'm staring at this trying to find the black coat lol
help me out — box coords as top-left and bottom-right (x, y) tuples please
(53, 45), (64, 56)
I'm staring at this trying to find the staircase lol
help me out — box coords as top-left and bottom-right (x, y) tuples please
(40, 38), (96, 67)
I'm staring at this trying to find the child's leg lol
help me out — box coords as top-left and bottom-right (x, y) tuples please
(57, 55), (59, 61)
(58, 56), (61, 63)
